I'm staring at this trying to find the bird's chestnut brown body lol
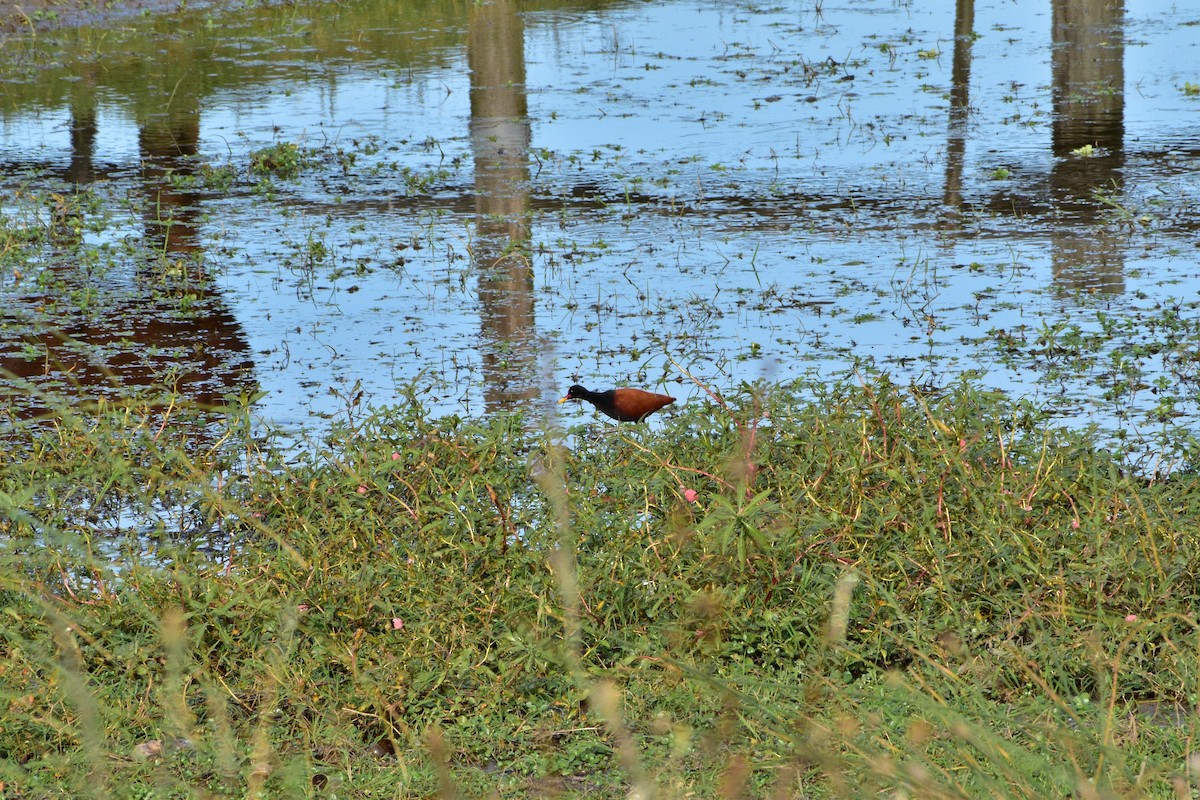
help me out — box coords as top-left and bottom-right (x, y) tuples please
(558, 385), (675, 422)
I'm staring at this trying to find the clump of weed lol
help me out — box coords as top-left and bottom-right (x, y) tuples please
(249, 141), (315, 180)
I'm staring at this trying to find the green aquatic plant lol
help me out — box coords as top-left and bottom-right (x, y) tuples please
(249, 141), (314, 180)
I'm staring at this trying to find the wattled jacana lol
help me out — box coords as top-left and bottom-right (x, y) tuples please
(558, 385), (676, 422)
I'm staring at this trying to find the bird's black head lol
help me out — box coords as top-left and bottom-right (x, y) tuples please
(562, 384), (589, 402)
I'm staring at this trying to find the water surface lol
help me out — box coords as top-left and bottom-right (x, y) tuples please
(1, 0), (1198, 462)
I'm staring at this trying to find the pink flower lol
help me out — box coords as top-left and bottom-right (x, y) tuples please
(681, 486), (699, 504)
(391, 452), (401, 461)
(391, 617), (404, 630)
(1125, 614), (1138, 622)
(357, 485), (367, 494)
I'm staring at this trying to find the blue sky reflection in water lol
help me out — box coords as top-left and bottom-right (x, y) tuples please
(0, 0), (1198, 463)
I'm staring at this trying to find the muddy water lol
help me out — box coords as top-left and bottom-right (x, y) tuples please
(0, 0), (1197, 460)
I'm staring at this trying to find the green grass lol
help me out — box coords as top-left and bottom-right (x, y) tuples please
(2, 378), (1200, 797)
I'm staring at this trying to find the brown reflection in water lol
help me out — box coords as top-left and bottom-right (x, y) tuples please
(66, 68), (99, 185)
(136, 101), (256, 407)
(941, 0), (974, 218)
(468, 0), (537, 413)
(139, 101), (202, 259)
(0, 91), (256, 420)
(1050, 0), (1125, 293)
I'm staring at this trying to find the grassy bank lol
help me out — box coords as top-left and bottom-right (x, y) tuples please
(2, 378), (1199, 798)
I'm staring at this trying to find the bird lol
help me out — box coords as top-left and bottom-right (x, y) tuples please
(558, 384), (676, 422)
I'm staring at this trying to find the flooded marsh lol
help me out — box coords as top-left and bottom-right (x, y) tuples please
(0, 0), (1198, 464)
(7, 2), (1200, 794)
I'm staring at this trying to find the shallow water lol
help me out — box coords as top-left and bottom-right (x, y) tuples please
(0, 0), (1198, 462)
